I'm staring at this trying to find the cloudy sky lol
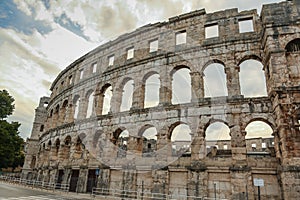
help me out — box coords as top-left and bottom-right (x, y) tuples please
(0, 0), (282, 139)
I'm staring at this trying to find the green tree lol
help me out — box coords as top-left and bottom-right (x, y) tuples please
(0, 90), (24, 170)
(0, 90), (15, 120)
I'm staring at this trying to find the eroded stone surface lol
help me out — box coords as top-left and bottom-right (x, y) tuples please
(22, 1), (300, 199)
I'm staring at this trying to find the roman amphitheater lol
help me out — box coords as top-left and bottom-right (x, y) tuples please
(22, 1), (300, 199)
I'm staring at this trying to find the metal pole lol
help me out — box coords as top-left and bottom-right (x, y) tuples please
(214, 183), (217, 200)
(258, 186), (261, 200)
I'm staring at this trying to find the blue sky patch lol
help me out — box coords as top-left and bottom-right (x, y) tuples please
(41, 0), (51, 10)
(54, 13), (89, 40)
(0, 0), (52, 35)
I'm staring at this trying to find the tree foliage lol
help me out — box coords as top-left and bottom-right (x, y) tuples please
(0, 90), (15, 120)
(0, 90), (24, 170)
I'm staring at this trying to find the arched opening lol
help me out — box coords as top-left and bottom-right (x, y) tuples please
(102, 85), (112, 115)
(54, 105), (60, 127)
(170, 123), (191, 157)
(46, 140), (51, 162)
(40, 125), (44, 132)
(239, 59), (267, 97)
(43, 102), (48, 108)
(86, 91), (95, 118)
(73, 96), (80, 119)
(140, 126), (157, 157)
(144, 74), (160, 108)
(48, 140), (52, 149)
(172, 68), (191, 104)
(120, 80), (134, 112)
(30, 156), (36, 169)
(73, 137), (84, 159)
(55, 138), (60, 157)
(285, 38), (300, 53)
(63, 136), (71, 159)
(113, 129), (129, 157)
(49, 110), (53, 129)
(55, 105), (59, 115)
(245, 121), (273, 152)
(203, 63), (228, 97)
(285, 38), (300, 83)
(61, 100), (68, 123)
(205, 122), (231, 157)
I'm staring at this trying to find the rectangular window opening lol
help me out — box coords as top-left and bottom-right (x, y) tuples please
(149, 39), (158, 53)
(127, 47), (134, 60)
(238, 18), (254, 33)
(92, 63), (97, 73)
(262, 142), (266, 149)
(108, 55), (114, 66)
(205, 24), (219, 39)
(223, 144), (228, 150)
(175, 31), (186, 45)
(79, 70), (84, 79)
(69, 75), (73, 85)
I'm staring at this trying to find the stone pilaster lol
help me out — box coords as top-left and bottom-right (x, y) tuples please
(225, 64), (241, 97)
(111, 88), (122, 113)
(187, 170), (208, 197)
(230, 169), (251, 200)
(156, 126), (171, 164)
(77, 168), (88, 193)
(190, 71), (204, 102)
(159, 65), (172, 106)
(131, 81), (145, 109)
(95, 92), (105, 115)
(230, 112), (247, 166)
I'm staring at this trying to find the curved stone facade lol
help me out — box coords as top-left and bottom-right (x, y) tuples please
(23, 1), (300, 199)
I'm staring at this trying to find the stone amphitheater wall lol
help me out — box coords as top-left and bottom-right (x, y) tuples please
(22, 1), (300, 199)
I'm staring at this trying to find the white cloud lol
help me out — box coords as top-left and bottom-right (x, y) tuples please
(245, 121), (273, 139)
(0, 25), (96, 138)
(206, 122), (231, 141)
(37, 24), (97, 67)
(239, 60), (268, 97)
(13, 0), (32, 16)
(3, 0), (282, 139)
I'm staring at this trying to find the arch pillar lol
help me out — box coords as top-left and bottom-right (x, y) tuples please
(191, 135), (205, 160)
(190, 71), (204, 102)
(52, 112), (58, 128)
(229, 113), (247, 165)
(64, 104), (72, 123)
(131, 80), (145, 110)
(95, 92), (105, 115)
(80, 97), (88, 119)
(111, 88), (122, 113)
(44, 117), (51, 131)
(68, 104), (75, 122)
(225, 62), (241, 97)
(127, 136), (143, 158)
(159, 66), (172, 106)
(159, 80), (172, 105)
(60, 105), (68, 124)
(267, 51), (288, 89)
(157, 126), (172, 161)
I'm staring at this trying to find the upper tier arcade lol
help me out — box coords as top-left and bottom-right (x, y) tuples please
(22, 1), (300, 199)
